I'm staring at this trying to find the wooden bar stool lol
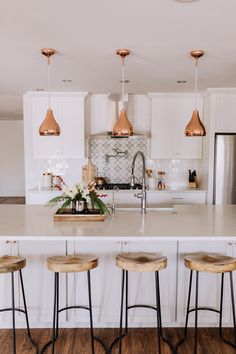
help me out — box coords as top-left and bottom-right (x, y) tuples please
(176, 252), (236, 354)
(0, 255), (37, 354)
(41, 254), (106, 354)
(108, 252), (173, 354)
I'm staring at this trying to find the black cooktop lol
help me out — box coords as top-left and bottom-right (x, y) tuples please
(96, 183), (142, 190)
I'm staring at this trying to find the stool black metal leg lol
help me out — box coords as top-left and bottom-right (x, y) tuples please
(184, 269), (193, 338)
(155, 271), (162, 354)
(19, 270), (32, 339)
(87, 270), (95, 354)
(219, 273), (224, 339)
(56, 271), (59, 338)
(125, 270), (128, 334)
(11, 272), (16, 354)
(52, 272), (58, 354)
(118, 269), (125, 354)
(194, 271), (199, 354)
(229, 272), (236, 347)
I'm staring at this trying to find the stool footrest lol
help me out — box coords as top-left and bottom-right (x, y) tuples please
(128, 304), (157, 311)
(0, 308), (26, 315)
(188, 306), (221, 315)
(58, 305), (90, 314)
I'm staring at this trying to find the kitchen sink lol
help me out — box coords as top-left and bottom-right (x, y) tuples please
(96, 183), (142, 190)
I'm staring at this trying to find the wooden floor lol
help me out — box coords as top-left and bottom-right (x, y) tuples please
(0, 328), (235, 353)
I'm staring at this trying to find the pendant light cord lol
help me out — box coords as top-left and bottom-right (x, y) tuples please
(122, 59), (125, 102)
(47, 57), (51, 109)
(194, 58), (198, 111)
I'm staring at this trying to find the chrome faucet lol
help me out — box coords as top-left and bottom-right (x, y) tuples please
(130, 151), (147, 214)
(111, 185), (119, 215)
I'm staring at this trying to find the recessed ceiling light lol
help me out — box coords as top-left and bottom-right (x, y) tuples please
(176, 80), (187, 84)
(62, 79), (72, 83)
(35, 88), (45, 91)
(120, 80), (130, 84)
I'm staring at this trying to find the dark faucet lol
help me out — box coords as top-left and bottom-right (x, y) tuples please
(130, 151), (146, 214)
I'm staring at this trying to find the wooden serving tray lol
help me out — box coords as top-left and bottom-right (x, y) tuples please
(54, 209), (105, 222)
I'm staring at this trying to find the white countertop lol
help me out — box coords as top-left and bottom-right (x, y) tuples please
(0, 204), (235, 241)
(29, 187), (207, 193)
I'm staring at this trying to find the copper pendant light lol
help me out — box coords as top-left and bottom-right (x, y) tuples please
(39, 48), (61, 136)
(185, 50), (206, 137)
(112, 49), (133, 136)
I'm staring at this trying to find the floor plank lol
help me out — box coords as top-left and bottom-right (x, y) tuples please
(0, 328), (235, 353)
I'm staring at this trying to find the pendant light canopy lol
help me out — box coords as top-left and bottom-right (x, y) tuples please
(39, 48), (61, 136)
(112, 49), (133, 136)
(185, 49), (206, 137)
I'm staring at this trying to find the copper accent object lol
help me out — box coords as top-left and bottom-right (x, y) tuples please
(39, 48), (61, 136)
(113, 49), (133, 136)
(39, 109), (60, 136)
(113, 109), (133, 136)
(185, 49), (206, 137)
(185, 110), (206, 137)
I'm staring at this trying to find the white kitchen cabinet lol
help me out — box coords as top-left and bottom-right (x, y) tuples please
(150, 94), (203, 159)
(124, 241), (177, 326)
(177, 241), (233, 326)
(212, 92), (236, 132)
(17, 241), (67, 324)
(67, 241), (123, 327)
(24, 92), (87, 159)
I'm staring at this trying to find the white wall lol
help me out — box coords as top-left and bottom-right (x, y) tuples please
(0, 120), (25, 196)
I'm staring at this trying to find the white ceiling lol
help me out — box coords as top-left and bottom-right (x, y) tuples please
(1, 0), (236, 119)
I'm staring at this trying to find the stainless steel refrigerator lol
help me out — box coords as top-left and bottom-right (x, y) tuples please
(214, 133), (236, 204)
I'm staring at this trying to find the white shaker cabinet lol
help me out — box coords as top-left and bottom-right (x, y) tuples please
(24, 92), (88, 159)
(209, 90), (236, 132)
(150, 94), (203, 159)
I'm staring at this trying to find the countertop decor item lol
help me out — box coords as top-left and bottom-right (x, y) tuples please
(112, 49), (133, 136)
(39, 48), (61, 136)
(185, 49), (206, 137)
(82, 159), (97, 185)
(46, 181), (109, 217)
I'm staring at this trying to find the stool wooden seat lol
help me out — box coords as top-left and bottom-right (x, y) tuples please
(0, 255), (26, 274)
(184, 252), (236, 273)
(116, 252), (167, 272)
(47, 254), (98, 273)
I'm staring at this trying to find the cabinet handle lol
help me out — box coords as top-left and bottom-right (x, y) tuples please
(228, 242), (233, 246)
(5, 241), (17, 244)
(171, 197), (183, 200)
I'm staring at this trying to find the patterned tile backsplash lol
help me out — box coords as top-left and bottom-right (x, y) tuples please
(89, 135), (147, 183)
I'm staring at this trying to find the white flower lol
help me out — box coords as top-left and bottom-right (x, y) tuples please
(63, 185), (78, 199)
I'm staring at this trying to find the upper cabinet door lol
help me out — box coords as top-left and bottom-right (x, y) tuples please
(150, 94), (203, 159)
(214, 93), (236, 132)
(26, 92), (87, 159)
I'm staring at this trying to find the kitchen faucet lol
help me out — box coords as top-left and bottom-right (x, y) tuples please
(111, 185), (119, 215)
(130, 151), (147, 214)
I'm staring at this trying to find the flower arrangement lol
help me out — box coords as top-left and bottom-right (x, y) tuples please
(46, 181), (109, 215)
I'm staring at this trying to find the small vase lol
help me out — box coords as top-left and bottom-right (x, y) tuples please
(72, 200), (85, 214)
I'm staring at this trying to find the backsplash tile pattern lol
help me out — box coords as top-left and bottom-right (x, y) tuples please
(89, 135), (147, 183)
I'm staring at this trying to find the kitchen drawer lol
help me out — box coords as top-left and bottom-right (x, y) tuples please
(147, 191), (207, 205)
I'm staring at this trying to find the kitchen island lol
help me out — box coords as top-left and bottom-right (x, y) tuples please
(0, 204), (236, 329)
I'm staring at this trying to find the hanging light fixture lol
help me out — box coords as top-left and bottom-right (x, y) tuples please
(112, 49), (133, 136)
(39, 48), (61, 136)
(185, 49), (206, 137)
